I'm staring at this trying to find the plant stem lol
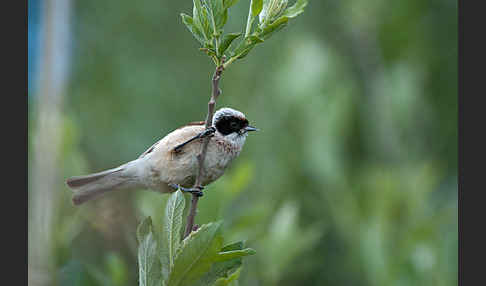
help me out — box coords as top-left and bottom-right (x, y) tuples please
(223, 56), (238, 69)
(184, 57), (226, 238)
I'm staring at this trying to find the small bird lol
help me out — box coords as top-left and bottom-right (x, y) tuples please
(66, 107), (258, 205)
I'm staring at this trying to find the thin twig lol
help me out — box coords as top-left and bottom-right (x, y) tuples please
(184, 57), (226, 238)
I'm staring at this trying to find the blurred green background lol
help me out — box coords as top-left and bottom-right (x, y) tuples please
(28, 0), (457, 285)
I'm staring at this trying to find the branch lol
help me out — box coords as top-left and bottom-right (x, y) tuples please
(184, 57), (226, 238)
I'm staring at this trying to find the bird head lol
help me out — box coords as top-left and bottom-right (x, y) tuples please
(212, 107), (258, 144)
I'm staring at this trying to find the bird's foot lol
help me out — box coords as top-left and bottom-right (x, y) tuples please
(169, 184), (204, 197)
(200, 126), (216, 138)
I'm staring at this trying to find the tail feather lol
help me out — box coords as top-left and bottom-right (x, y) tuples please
(66, 162), (141, 205)
(66, 167), (124, 188)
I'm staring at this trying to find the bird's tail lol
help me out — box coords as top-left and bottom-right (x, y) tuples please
(66, 160), (143, 205)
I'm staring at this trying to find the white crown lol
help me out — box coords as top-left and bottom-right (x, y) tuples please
(213, 107), (246, 124)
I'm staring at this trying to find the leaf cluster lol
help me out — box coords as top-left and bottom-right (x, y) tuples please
(180, 0), (308, 67)
(137, 190), (256, 286)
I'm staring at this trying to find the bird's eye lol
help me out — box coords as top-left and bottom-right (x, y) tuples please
(230, 121), (238, 129)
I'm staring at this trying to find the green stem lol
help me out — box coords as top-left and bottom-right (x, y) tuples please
(222, 55), (238, 69)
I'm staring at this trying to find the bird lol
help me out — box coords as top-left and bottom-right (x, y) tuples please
(66, 107), (258, 205)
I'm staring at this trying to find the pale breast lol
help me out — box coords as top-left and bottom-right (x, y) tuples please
(142, 125), (241, 190)
(200, 136), (242, 185)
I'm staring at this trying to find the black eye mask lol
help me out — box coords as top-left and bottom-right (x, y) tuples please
(215, 116), (248, 135)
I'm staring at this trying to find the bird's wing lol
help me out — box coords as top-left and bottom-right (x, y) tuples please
(138, 121), (206, 159)
(138, 139), (162, 159)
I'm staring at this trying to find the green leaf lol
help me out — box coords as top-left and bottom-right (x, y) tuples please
(221, 241), (244, 252)
(210, 0), (224, 14)
(213, 267), (241, 286)
(194, 260), (241, 286)
(137, 217), (163, 286)
(193, 0), (211, 42)
(218, 32), (242, 55)
(218, 9), (228, 30)
(223, 0), (240, 9)
(200, 6), (213, 41)
(209, 0), (226, 29)
(180, 13), (205, 44)
(259, 0), (288, 25)
(194, 257), (240, 285)
(282, 0), (308, 18)
(137, 216), (153, 244)
(217, 242), (256, 264)
(215, 248), (256, 262)
(259, 16), (289, 39)
(194, 241), (253, 286)
(251, 0), (264, 18)
(192, 0), (204, 38)
(166, 222), (224, 286)
(161, 190), (186, 279)
(233, 35), (264, 59)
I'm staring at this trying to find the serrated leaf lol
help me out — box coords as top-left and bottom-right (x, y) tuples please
(137, 217), (163, 286)
(251, 0), (264, 18)
(223, 0), (240, 9)
(161, 190), (186, 278)
(215, 248), (256, 262)
(282, 0), (308, 18)
(180, 13), (205, 44)
(218, 32), (242, 55)
(259, 16), (289, 39)
(166, 222), (224, 286)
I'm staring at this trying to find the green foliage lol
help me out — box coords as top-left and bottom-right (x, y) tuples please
(195, 241), (250, 286)
(180, 0), (308, 66)
(218, 33), (242, 57)
(136, 191), (256, 286)
(167, 222), (224, 286)
(165, 192), (185, 266)
(161, 190), (186, 278)
(137, 217), (163, 286)
(212, 268), (241, 286)
(251, 0), (264, 18)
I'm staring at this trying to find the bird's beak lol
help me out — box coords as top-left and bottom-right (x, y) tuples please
(245, 125), (259, 132)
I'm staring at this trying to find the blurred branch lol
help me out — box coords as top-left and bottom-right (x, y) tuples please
(184, 57), (226, 238)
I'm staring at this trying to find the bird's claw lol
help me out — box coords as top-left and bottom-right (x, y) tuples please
(200, 127), (216, 138)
